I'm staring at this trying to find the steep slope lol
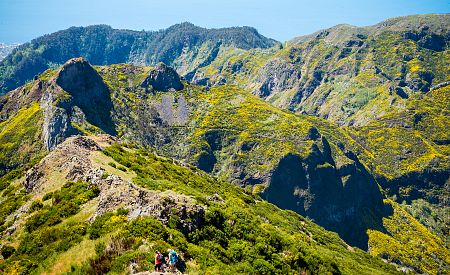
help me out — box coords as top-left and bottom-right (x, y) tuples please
(0, 58), (387, 249)
(352, 85), (450, 205)
(368, 200), (450, 274)
(0, 59), (448, 273)
(100, 61), (394, 249)
(0, 23), (277, 95)
(190, 14), (450, 209)
(193, 13), (449, 126)
(0, 135), (400, 274)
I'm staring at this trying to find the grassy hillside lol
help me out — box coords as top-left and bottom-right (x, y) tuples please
(98, 61), (449, 205)
(0, 59), (448, 273)
(0, 102), (44, 173)
(0, 137), (399, 274)
(368, 200), (449, 275)
(351, 85), (450, 204)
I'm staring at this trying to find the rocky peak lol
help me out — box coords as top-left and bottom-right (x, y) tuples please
(140, 63), (184, 91)
(39, 58), (116, 151)
(55, 57), (116, 135)
(56, 57), (109, 99)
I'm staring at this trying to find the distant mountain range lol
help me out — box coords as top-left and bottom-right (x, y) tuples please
(0, 23), (277, 94)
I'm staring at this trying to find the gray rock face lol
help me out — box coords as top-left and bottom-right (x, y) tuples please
(55, 58), (116, 135)
(254, 58), (300, 98)
(24, 135), (100, 192)
(141, 63), (184, 92)
(38, 58), (117, 151)
(40, 88), (75, 151)
(91, 174), (204, 234)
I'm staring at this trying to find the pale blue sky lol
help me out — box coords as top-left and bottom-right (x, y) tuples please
(0, 0), (449, 43)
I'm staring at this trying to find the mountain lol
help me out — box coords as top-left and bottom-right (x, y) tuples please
(0, 23), (277, 95)
(0, 135), (400, 274)
(0, 13), (449, 274)
(0, 58), (448, 273)
(0, 43), (19, 61)
(0, 58), (385, 249)
(191, 14), (450, 213)
(192, 13), (450, 125)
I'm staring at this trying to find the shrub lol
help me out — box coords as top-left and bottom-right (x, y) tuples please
(88, 212), (115, 240)
(1, 245), (16, 259)
(42, 192), (53, 201)
(253, 258), (277, 275)
(25, 181), (99, 232)
(126, 217), (168, 240)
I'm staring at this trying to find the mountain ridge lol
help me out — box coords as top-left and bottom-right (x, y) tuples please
(0, 134), (403, 274)
(0, 23), (278, 95)
(192, 13), (449, 126)
(289, 13), (450, 45)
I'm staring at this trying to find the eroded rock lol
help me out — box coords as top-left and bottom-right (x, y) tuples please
(141, 63), (184, 92)
(23, 135), (204, 233)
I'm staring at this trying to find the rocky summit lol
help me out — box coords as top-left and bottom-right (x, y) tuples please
(0, 13), (449, 275)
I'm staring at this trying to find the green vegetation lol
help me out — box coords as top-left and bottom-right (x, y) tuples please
(401, 199), (450, 246)
(0, 23), (276, 94)
(0, 15), (448, 273)
(367, 200), (449, 275)
(0, 102), (45, 174)
(0, 144), (401, 274)
(76, 144), (397, 274)
(0, 181), (100, 274)
(24, 181), (99, 233)
(352, 85), (450, 203)
(195, 14), (449, 128)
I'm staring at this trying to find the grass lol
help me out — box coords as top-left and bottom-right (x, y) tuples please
(90, 150), (136, 182)
(43, 237), (103, 275)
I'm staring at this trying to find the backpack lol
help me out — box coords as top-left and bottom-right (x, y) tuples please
(170, 251), (178, 262)
(158, 254), (165, 262)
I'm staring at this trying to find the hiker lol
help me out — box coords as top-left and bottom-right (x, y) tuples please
(154, 250), (163, 272)
(161, 255), (169, 272)
(168, 249), (178, 272)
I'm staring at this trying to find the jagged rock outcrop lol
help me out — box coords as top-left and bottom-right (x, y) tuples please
(40, 87), (76, 151)
(24, 135), (101, 192)
(23, 135), (204, 233)
(262, 136), (385, 249)
(140, 63), (184, 91)
(91, 173), (204, 234)
(37, 58), (116, 150)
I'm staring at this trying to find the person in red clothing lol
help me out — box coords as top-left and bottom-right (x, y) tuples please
(154, 250), (163, 272)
